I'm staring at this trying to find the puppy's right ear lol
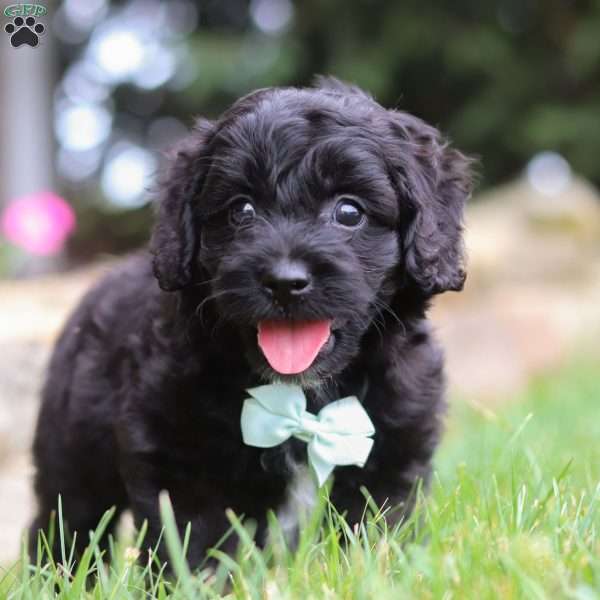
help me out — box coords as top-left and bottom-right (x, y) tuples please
(150, 119), (214, 291)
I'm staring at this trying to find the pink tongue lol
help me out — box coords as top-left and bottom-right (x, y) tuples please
(257, 320), (331, 374)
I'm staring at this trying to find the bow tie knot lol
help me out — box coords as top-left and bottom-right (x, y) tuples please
(240, 384), (375, 486)
(298, 413), (327, 437)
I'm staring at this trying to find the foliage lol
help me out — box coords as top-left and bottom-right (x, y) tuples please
(1, 360), (599, 598)
(45, 0), (600, 261)
(177, 0), (600, 187)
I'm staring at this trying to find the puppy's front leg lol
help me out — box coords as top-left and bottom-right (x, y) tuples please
(119, 455), (234, 566)
(328, 334), (446, 528)
(120, 451), (289, 568)
(329, 461), (431, 530)
(328, 401), (442, 527)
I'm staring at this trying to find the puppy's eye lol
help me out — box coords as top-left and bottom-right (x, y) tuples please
(333, 197), (365, 228)
(229, 197), (256, 226)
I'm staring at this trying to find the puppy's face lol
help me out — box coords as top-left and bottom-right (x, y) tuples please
(199, 101), (400, 383)
(151, 81), (473, 384)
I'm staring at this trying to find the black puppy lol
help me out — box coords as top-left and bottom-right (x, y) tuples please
(30, 78), (473, 566)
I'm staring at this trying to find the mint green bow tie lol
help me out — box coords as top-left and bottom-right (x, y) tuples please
(240, 384), (375, 486)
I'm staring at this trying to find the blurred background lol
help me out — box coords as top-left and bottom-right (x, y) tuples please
(1, 0), (599, 563)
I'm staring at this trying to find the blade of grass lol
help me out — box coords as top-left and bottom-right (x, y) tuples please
(158, 491), (196, 599)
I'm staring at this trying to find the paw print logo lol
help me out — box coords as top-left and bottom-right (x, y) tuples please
(4, 16), (45, 48)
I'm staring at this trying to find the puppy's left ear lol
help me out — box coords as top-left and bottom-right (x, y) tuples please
(150, 119), (214, 291)
(386, 111), (475, 295)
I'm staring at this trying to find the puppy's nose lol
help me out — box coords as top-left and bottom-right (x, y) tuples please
(262, 260), (312, 305)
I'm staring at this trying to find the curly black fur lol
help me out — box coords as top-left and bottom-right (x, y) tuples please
(30, 78), (473, 566)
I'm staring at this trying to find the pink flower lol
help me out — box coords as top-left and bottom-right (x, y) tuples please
(1, 192), (76, 256)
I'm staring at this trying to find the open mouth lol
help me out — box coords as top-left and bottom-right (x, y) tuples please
(257, 319), (335, 375)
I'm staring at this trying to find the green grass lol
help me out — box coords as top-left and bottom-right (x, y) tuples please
(1, 361), (599, 599)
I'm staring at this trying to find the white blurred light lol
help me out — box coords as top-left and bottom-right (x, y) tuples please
(250, 0), (293, 34)
(55, 103), (112, 151)
(52, 8), (89, 45)
(101, 144), (156, 207)
(133, 47), (177, 89)
(57, 147), (103, 181)
(526, 151), (572, 197)
(63, 0), (108, 31)
(63, 61), (111, 103)
(91, 28), (145, 81)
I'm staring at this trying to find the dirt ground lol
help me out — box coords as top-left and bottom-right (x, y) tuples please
(1, 177), (599, 564)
